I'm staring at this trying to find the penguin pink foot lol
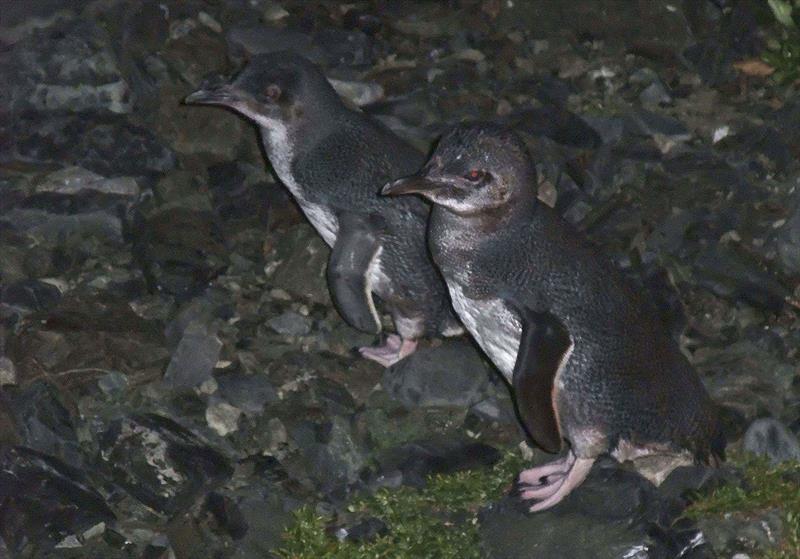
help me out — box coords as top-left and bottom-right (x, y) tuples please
(524, 456), (595, 512)
(359, 334), (418, 367)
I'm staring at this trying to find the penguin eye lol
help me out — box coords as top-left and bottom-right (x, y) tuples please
(265, 84), (282, 101)
(464, 169), (488, 182)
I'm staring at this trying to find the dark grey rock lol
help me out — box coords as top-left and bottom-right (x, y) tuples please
(98, 413), (232, 515)
(226, 26), (324, 64)
(162, 322), (222, 390)
(292, 416), (368, 494)
(1, 279), (62, 314)
(375, 438), (501, 488)
(268, 310), (312, 337)
(626, 110), (690, 141)
(216, 373), (278, 416)
(776, 199), (800, 277)
(266, 224), (330, 305)
(132, 208), (229, 300)
(0, 446), (115, 556)
(383, 340), (491, 408)
(639, 80), (672, 106)
(697, 509), (783, 557)
(2, 113), (176, 176)
(2, 380), (83, 468)
(743, 418), (800, 464)
(479, 460), (712, 559)
(0, 19), (134, 115)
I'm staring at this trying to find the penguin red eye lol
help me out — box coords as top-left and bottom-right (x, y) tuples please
(265, 84), (281, 101)
(464, 169), (486, 182)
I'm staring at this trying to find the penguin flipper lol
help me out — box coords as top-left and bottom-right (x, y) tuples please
(512, 308), (572, 454)
(327, 214), (383, 334)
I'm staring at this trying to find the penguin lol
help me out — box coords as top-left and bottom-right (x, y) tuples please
(185, 51), (459, 366)
(382, 124), (725, 512)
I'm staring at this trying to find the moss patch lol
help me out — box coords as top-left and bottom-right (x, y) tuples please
(275, 449), (527, 559)
(684, 454), (800, 559)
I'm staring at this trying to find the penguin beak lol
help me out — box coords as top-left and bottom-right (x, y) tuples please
(184, 84), (240, 107)
(381, 175), (444, 198)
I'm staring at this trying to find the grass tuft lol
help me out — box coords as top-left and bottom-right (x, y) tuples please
(275, 450), (527, 559)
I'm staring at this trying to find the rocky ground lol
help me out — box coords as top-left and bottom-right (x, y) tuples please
(1, 0), (799, 558)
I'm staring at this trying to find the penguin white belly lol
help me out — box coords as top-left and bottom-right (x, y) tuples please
(448, 283), (521, 382)
(260, 123), (339, 246)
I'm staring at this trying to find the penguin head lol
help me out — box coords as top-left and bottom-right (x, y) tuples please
(382, 124), (537, 216)
(184, 51), (340, 128)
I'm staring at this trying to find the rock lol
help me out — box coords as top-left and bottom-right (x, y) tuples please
(34, 167), (140, 197)
(382, 340), (491, 408)
(2, 380), (84, 467)
(162, 321), (223, 391)
(132, 208), (229, 300)
(265, 224), (331, 306)
(1, 279), (62, 314)
(0, 446), (115, 555)
(696, 509), (783, 557)
(639, 80), (672, 106)
(479, 459), (711, 559)
(205, 492), (248, 540)
(226, 26), (324, 64)
(99, 413), (232, 515)
(776, 199), (800, 277)
(7, 289), (168, 389)
(504, 106), (602, 148)
(375, 439), (501, 488)
(206, 399), (243, 437)
(329, 78), (384, 107)
(3, 113), (176, 176)
(216, 373), (278, 416)
(267, 310), (312, 337)
(743, 418), (800, 464)
(0, 19), (134, 115)
(0, 358), (17, 386)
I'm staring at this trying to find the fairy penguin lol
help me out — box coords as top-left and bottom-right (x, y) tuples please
(383, 124), (724, 511)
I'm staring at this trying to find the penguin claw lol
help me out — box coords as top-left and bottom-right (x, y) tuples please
(359, 337), (418, 367)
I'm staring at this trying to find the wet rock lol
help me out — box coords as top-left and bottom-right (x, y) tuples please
(205, 491), (248, 540)
(34, 166), (140, 197)
(1, 279), (62, 314)
(8, 289), (168, 389)
(292, 415), (367, 494)
(743, 418), (800, 464)
(162, 321), (223, 391)
(268, 310), (312, 337)
(0, 358), (16, 386)
(132, 208), (229, 300)
(504, 106), (601, 148)
(4, 113), (176, 176)
(1, 381), (83, 467)
(265, 224), (331, 306)
(226, 26), (324, 64)
(216, 373), (278, 416)
(375, 438), (501, 488)
(383, 340), (491, 408)
(99, 413), (232, 515)
(479, 459), (710, 559)
(696, 509), (783, 557)
(0, 446), (115, 555)
(0, 19), (134, 115)
(206, 399), (243, 437)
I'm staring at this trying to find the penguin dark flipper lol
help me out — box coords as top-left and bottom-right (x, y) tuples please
(327, 213), (383, 335)
(511, 308), (570, 454)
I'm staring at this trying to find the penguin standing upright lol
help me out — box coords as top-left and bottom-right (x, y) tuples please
(383, 124), (724, 512)
(186, 52), (459, 366)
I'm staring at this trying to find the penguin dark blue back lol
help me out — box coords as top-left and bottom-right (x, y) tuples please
(187, 52), (459, 366)
(384, 124), (724, 511)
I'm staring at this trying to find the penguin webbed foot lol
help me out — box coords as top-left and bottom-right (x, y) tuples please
(359, 334), (417, 367)
(515, 451), (595, 513)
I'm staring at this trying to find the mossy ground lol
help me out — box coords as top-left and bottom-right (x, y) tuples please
(275, 449), (800, 559)
(684, 454), (800, 559)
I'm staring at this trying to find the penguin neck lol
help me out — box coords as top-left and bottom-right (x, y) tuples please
(435, 193), (538, 236)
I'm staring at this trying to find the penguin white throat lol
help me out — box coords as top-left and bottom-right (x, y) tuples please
(255, 116), (339, 247)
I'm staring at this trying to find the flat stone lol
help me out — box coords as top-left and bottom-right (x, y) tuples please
(162, 322), (223, 390)
(743, 418), (800, 464)
(383, 340), (491, 408)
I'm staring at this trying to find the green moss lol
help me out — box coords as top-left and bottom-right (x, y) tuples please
(275, 449), (526, 559)
(684, 454), (800, 559)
